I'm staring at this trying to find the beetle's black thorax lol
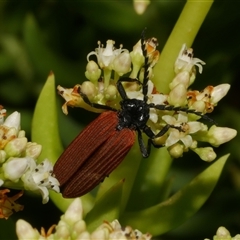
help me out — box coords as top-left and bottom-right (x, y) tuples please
(116, 98), (150, 131)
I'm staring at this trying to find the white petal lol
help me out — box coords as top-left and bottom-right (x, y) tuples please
(162, 115), (176, 125)
(177, 112), (188, 122)
(149, 109), (158, 123)
(151, 94), (167, 105)
(181, 135), (193, 148)
(165, 130), (180, 147)
(188, 121), (202, 133)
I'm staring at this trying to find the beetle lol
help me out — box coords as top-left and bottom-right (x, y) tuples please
(53, 31), (212, 198)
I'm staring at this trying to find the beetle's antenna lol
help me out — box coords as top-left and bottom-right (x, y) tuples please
(141, 28), (150, 100)
(152, 104), (217, 124)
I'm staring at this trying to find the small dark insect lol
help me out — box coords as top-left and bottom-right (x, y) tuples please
(53, 31), (212, 198)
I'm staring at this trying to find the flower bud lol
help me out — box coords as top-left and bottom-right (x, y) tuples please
(77, 231), (91, 239)
(168, 143), (184, 158)
(3, 111), (20, 132)
(0, 150), (6, 163)
(129, 40), (144, 78)
(215, 227), (231, 239)
(192, 147), (216, 162)
(211, 84), (230, 104)
(133, 0), (150, 14)
(0, 106), (6, 124)
(0, 127), (17, 149)
(64, 198), (83, 224)
(191, 100), (206, 113)
(170, 71), (190, 90)
(91, 228), (109, 240)
(112, 51), (131, 76)
(85, 60), (101, 83)
(81, 81), (97, 100)
(16, 219), (40, 239)
(18, 130), (26, 138)
(105, 84), (118, 100)
(207, 126), (237, 147)
(24, 142), (42, 159)
(3, 158), (29, 182)
(73, 220), (87, 236)
(168, 83), (187, 106)
(4, 137), (27, 157)
(55, 225), (70, 239)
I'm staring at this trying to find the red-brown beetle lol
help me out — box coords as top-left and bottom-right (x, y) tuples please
(53, 31), (212, 198)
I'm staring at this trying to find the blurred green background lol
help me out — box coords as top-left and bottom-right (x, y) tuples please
(0, 1), (240, 239)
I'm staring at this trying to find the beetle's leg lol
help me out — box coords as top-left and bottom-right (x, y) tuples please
(141, 124), (183, 157)
(116, 77), (142, 100)
(136, 128), (149, 158)
(78, 89), (117, 111)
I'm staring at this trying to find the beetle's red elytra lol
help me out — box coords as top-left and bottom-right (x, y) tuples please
(53, 111), (135, 198)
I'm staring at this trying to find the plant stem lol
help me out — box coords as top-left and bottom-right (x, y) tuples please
(154, 0), (213, 94)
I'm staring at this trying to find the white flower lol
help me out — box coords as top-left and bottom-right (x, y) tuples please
(87, 40), (128, 69)
(175, 44), (205, 74)
(21, 159), (60, 204)
(16, 198), (151, 240)
(162, 113), (203, 148)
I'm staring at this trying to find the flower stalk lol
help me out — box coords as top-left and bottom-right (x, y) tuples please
(155, 0), (214, 93)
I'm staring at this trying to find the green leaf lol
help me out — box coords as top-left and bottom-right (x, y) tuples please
(31, 72), (63, 163)
(85, 179), (124, 232)
(127, 147), (173, 211)
(121, 154), (228, 236)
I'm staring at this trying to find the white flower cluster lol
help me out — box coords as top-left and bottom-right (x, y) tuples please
(204, 226), (240, 240)
(16, 198), (151, 240)
(0, 109), (60, 204)
(56, 37), (236, 161)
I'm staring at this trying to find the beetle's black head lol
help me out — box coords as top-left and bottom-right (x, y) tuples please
(116, 98), (150, 131)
